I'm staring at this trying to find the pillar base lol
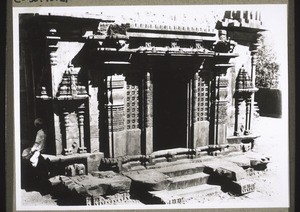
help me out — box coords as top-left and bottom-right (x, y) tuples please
(64, 148), (73, 155)
(244, 130), (251, 135)
(234, 131), (240, 136)
(78, 146), (87, 154)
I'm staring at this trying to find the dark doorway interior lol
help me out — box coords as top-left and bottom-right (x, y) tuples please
(153, 69), (188, 151)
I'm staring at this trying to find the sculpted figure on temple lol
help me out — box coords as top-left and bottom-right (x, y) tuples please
(214, 30), (236, 53)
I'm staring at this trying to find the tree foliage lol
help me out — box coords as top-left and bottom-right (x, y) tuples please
(255, 36), (280, 89)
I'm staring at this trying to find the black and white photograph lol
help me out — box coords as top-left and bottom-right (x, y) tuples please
(13, 4), (289, 210)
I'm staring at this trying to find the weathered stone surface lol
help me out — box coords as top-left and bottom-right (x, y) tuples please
(149, 184), (221, 204)
(123, 169), (172, 191)
(175, 184), (221, 198)
(149, 190), (184, 204)
(152, 157), (167, 164)
(129, 165), (146, 171)
(228, 179), (255, 194)
(59, 172), (131, 197)
(227, 144), (242, 152)
(168, 172), (209, 190)
(48, 175), (62, 186)
(150, 148), (189, 158)
(203, 160), (247, 181)
(244, 152), (270, 170)
(156, 163), (205, 177)
(91, 170), (117, 178)
(225, 155), (252, 167)
(87, 152), (104, 173)
(241, 142), (252, 152)
(126, 129), (141, 155)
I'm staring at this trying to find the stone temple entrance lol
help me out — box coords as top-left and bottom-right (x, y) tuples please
(153, 69), (189, 151)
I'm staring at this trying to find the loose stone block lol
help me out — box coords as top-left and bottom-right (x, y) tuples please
(123, 169), (172, 191)
(87, 152), (104, 173)
(229, 179), (255, 194)
(203, 160), (247, 181)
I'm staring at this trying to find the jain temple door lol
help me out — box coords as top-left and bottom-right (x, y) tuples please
(153, 69), (190, 151)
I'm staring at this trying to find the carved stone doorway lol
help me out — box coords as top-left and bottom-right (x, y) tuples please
(153, 70), (189, 151)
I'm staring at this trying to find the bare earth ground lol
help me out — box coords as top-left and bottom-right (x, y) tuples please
(21, 116), (290, 208)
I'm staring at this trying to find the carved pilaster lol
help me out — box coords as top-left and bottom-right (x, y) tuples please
(77, 105), (87, 153)
(63, 111), (72, 155)
(193, 72), (199, 123)
(46, 28), (60, 97)
(106, 75), (126, 157)
(217, 75), (229, 124)
(47, 28), (59, 66)
(145, 72), (153, 127)
(244, 97), (252, 135)
(249, 33), (262, 131)
(234, 97), (243, 136)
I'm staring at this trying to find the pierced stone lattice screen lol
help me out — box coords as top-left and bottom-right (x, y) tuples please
(126, 84), (140, 129)
(196, 76), (209, 121)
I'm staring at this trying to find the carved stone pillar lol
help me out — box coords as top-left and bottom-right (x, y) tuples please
(216, 74), (229, 144)
(234, 97), (243, 136)
(77, 105), (87, 153)
(193, 72), (199, 124)
(144, 72), (153, 154)
(106, 75), (126, 157)
(244, 97), (252, 135)
(218, 74), (229, 124)
(145, 72), (153, 128)
(63, 111), (73, 155)
(249, 33), (262, 131)
(46, 28), (60, 97)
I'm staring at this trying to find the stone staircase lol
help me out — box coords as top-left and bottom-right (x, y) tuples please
(123, 159), (221, 204)
(47, 148), (270, 205)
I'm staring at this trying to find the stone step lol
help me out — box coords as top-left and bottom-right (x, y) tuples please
(168, 172), (209, 190)
(156, 163), (205, 177)
(147, 158), (193, 169)
(173, 184), (221, 198)
(148, 184), (221, 204)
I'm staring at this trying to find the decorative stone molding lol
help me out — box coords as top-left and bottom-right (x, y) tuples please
(106, 75), (126, 132)
(56, 63), (88, 100)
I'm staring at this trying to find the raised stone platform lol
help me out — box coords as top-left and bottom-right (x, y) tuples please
(45, 148), (270, 204)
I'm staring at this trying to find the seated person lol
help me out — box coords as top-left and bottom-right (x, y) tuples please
(22, 118), (47, 167)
